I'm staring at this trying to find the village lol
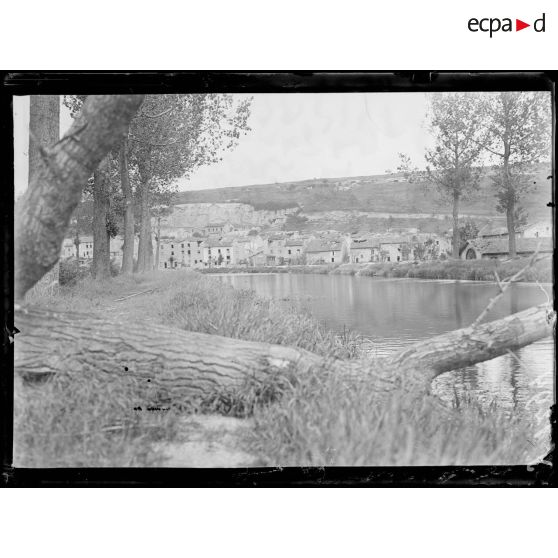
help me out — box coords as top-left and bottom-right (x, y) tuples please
(60, 215), (553, 271)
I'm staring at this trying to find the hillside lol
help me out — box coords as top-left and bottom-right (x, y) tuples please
(174, 164), (552, 220)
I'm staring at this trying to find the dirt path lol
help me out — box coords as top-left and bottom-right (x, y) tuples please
(153, 415), (263, 467)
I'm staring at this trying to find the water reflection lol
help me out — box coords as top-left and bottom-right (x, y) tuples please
(218, 274), (554, 413)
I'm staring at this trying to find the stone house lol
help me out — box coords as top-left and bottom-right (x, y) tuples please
(461, 237), (553, 260)
(350, 238), (380, 263)
(159, 237), (204, 269)
(283, 238), (306, 264)
(305, 239), (345, 264)
(202, 239), (234, 267)
(519, 221), (552, 239)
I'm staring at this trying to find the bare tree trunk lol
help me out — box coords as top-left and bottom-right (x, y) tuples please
(29, 95), (59, 184)
(136, 173), (153, 273)
(27, 96), (61, 290)
(15, 303), (554, 401)
(91, 157), (111, 279)
(155, 217), (161, 270)
(15, 95), (145, 300)
(507, 198), (517, 258)
(452, 191), (460, 259)
(119, 139), (135, 274)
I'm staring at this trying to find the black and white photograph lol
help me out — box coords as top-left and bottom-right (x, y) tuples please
(9, 77), (555, 473)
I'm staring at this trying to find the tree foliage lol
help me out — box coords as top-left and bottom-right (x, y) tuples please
(479, 91), (551, 256)
(422, 93), (486, 258)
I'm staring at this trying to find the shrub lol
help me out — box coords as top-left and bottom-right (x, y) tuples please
(59, 259), (89, 286)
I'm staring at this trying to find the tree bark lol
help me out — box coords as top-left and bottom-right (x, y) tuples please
(27, 96), (61, 291)
(136, 170), (153, 273)
(14, 303), (554, 402)
(155, 217), (161, 270)
(91, 157), (111, 279)
(452, 191), (460, 259)
(29, 95), (60, 184)
(507, 198), (517, 258)
(119, 139), (135, 274)
(15, 95), (145, 300)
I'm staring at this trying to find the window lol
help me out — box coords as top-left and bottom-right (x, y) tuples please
(171, 251), (174, 256)
(181, 244), (184, 248)
(164, 262), (167, 268)
(171, 244), (174, 249)
(288, 249), (291, 255)
(331, 257), (335, 262)
(188, 250), (191, 255)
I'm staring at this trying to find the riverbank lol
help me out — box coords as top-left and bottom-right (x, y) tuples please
(15, 270), (547, 466)
(199, 256), (552, 283)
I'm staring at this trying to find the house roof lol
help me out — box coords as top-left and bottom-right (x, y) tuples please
(350, 239), (379, 250)
(285, 239), (305, 246)
(306, 239), (343, 253)
(377, 235), (410, 245)
(203, 239), (233, 248)
(469, 237), (553, 255)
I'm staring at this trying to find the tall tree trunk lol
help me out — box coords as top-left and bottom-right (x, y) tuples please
(91, 157), (111, 279)
(452, 191), (460, 259)
(507, 200), (517, 258)
(503, 148), (517, 258)
(119, 139), (135, 274)
(28, 96), (61, 288)
(136, 173), (152, 273)
(155, 217), (161, 270)
(15, 95), (145, 300)
(29, 95), (59, 184)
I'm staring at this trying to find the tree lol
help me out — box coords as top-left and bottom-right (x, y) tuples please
(480, 92), (551, 257)
(458, 219), (479, 251)
(128, 94), (252, 272)
(90, 157), (112, 279)
(29, 96), (60, 183)
(15, 95), (145, 300)
(424, 93), (485, 259)
(119, 137), (135, 274)
(26, 96), (61, 287)
(64, 95), (120, 278)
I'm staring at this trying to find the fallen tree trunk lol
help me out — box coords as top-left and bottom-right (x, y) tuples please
(15, 303), (555, 403)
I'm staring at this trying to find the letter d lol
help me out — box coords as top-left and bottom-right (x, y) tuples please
(534, 13), (545, 32)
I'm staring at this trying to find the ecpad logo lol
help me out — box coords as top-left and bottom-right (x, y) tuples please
(468, 13), (546, 37)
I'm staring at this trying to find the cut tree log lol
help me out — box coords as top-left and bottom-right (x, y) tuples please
(14, 303), (555, 403)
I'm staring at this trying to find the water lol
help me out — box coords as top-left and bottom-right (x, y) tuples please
(217, 273), (554, 412)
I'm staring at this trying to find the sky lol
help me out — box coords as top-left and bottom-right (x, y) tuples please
(13, 92), (435, 195)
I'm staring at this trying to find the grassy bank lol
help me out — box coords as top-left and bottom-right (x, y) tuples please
(15, 269), (547, 467)
(199, 257), (551, 283)
(200, 264), (336, 275)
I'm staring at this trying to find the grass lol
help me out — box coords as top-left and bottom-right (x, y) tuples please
(335, 257), (552, 283)
(248, 367), (542, 466)
(196, 257), (551, 283)
(14, 268), (549, 467)
(199, 264), (337, 275)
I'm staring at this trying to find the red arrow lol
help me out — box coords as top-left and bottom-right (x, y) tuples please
(516, 19), (530, 31)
